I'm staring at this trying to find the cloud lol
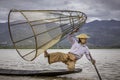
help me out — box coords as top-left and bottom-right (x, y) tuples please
(0, 0), (120, 23)
(97, 0), (120, 10)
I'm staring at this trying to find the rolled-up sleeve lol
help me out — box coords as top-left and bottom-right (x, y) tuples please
(67, 34), (76, 44)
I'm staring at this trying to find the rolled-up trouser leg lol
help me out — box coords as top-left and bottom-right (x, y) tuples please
(66, 60), (76, 71)
(47, 52), (76, 71)
(48, 52), (68, 64)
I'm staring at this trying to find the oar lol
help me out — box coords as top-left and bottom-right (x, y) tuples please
(89, 53), (102, 80)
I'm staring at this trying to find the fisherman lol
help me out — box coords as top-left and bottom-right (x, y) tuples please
(44, 28), (96, 71)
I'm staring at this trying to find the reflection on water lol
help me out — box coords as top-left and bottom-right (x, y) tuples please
(0, 49), (120, 80)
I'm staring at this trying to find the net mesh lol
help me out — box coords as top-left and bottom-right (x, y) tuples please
(8, 9), (87, 61)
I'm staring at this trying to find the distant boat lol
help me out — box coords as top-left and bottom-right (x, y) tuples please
(8, 9), (87, 61)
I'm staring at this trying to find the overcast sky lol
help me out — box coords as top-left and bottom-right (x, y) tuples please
(0, 0), (120, 23)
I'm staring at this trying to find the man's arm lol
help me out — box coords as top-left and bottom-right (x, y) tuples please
(68, 33), (75, 44)
(85, 47), (96, 65)
(85, 53), (96, 65)
(88, 53), (96, 65)
(68, 28), (79, 44)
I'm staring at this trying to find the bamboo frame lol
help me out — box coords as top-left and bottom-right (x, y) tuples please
(8, 9), (87, 61)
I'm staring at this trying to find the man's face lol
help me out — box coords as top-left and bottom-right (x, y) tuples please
(80, 38), (87, 44)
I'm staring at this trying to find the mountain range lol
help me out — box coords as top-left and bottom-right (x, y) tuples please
(0, 20), (120, 48)
(53, 20), (120, 48)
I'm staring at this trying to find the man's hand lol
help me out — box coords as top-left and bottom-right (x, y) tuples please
(91, 59), (96, 65)
(70, 28), (79, 34)
(73, 28), (79, 32)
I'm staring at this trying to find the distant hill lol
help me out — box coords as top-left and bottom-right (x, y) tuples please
(0, 23), (12, 45)
(54, 20), (120, 48)
(0, 20), (120, 48)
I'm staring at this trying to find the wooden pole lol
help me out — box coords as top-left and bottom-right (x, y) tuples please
(89, 53), (102, 80)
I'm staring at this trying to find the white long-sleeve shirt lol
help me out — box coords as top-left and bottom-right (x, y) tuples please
(68, 34), (91, 60)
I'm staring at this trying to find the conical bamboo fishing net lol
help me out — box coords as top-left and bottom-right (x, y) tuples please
(8, 9), (87, 61)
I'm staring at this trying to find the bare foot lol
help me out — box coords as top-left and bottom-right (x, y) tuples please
(44, 50), (49, 57)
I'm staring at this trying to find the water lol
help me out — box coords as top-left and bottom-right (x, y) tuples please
(0, 49), (120, 80)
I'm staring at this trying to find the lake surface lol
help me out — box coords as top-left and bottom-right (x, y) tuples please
(0, 49), (120, 80)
